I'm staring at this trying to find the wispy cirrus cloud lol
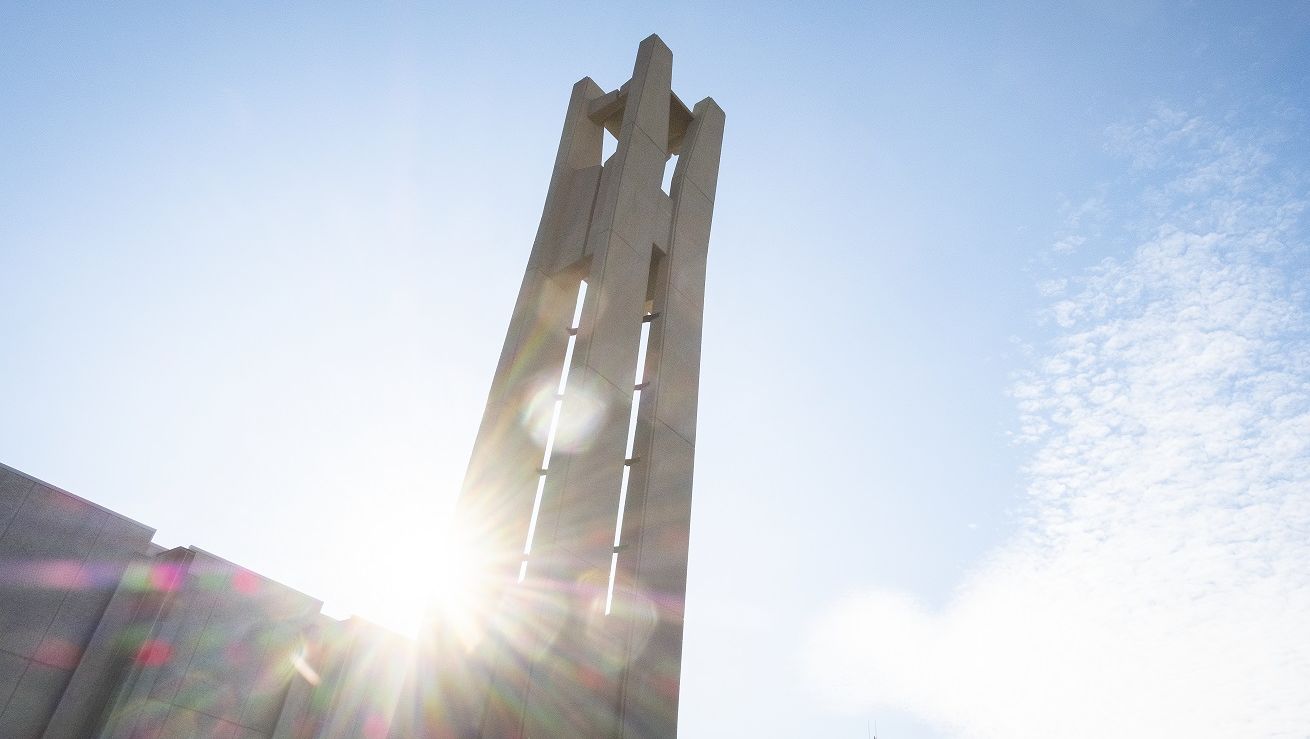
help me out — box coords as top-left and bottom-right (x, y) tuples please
(805, 108), (1310, 737)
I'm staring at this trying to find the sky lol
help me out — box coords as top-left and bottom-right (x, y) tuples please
(2, 2), (1309, 737)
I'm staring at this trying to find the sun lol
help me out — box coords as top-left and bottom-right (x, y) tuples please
(418, 526), (497, 648)
(348, 511), (495, 641)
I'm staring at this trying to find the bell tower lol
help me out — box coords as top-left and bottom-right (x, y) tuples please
(426, 34), (724, 738)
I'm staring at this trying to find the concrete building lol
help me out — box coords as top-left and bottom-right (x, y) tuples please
(0, 35), (720, 738)
(0, 462), (416, 738)
(423, 34), (723, 738)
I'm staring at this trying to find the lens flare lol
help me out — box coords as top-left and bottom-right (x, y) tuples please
(290, 647), (322, 686)
(520, 380), (606, 456)
(417, 525), (500, 652)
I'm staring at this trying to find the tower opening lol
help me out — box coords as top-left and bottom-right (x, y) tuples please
(602, 127), (619, 164)
(519, 278), (588, 582)
(661, 153), (679, 195)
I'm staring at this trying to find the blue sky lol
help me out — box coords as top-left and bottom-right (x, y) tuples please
(3, 2), (1309, 736)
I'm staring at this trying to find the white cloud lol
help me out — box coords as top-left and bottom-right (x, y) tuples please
(1050, 234), (1086, 254)
(806, 111), (1310, 738)
(1036, 278), (1068, 297)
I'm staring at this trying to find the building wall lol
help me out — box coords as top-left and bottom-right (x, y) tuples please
(0, 463), (155, 737)
(87, 546), (324, 738)
(0, 463), (412, 739)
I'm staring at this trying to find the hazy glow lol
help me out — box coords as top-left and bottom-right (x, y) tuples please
(290, 647), (322, 686)
(341, 501), (497, 640)
(422, 524), (495, 650)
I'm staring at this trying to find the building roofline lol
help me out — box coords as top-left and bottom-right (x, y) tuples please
(0, 459), (157, 534)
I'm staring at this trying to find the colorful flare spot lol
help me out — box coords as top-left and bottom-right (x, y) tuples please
(135, 639), (173, 666)
(33, 560), (86, 589)
(197, 571), (228, 591)
(579, 665), (605, 690)
(363, 713), (390, 739)
(34, 638), (82, 670)
(148, 563), (182, 591)
(232, 569), (260, 594)
(290, 651), (321, 686)
(521, 381), (606, 456)
(119, 564), (152, 591)
(225, 642), (251, 664)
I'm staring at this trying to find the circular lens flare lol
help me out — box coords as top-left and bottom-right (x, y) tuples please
(520, 380), (605, 457)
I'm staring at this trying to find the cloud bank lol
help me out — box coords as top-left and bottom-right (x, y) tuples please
(806, 109), (1310, 737)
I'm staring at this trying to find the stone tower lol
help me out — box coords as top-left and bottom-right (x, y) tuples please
(426, 35), (723, 738)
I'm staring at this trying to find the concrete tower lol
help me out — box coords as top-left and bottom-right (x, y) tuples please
(427, 35), (723, 738)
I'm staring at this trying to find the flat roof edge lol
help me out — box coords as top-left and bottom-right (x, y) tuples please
(0, 460), (158, 535)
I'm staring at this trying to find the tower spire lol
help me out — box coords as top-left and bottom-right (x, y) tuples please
(424, 36), (724, 738)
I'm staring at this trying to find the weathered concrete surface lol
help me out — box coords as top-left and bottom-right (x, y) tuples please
(436, 34), (723, 738)
(0, 463), (414, 738)
(0, 463), (154, 738)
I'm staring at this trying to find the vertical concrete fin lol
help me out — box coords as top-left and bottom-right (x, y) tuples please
(429, 39), (721, 739)
(663, 98), (725, 311)
(611, 95), (723, 739)
(558, 78), (607, 171)
(441, 81), (606, 736)
(585, 35), (673, 258)
(457, 78), (605, 555)
(529, 77), (606, 270)
(670, 97), (725, 207)
(620, 35), (673, 149)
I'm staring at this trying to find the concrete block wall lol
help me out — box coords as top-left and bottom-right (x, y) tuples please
(0, 463), (416, 738)
(0, 463), (155, 738)
(273, 617), (415, 739)
(89, 547), (324, 738)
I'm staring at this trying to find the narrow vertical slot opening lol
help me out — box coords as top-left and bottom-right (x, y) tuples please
(519, 473), (548, 582)
(571, 280), (588, 330)
(612, 466), (631, 549)
(557, 336), (577, 396)
(634, 320), (651, 385)
(601, 129), (619, 165)
(605, 300), (655, 613)
(557, 280), (586, 396)
(604, 552), (619, 615)
(524, 475), (548, 556)
(660, 153), (679, 196)
(624, 391), (641, 460)
(519, 278), (588, 583)
(541, 399), (563, 469)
